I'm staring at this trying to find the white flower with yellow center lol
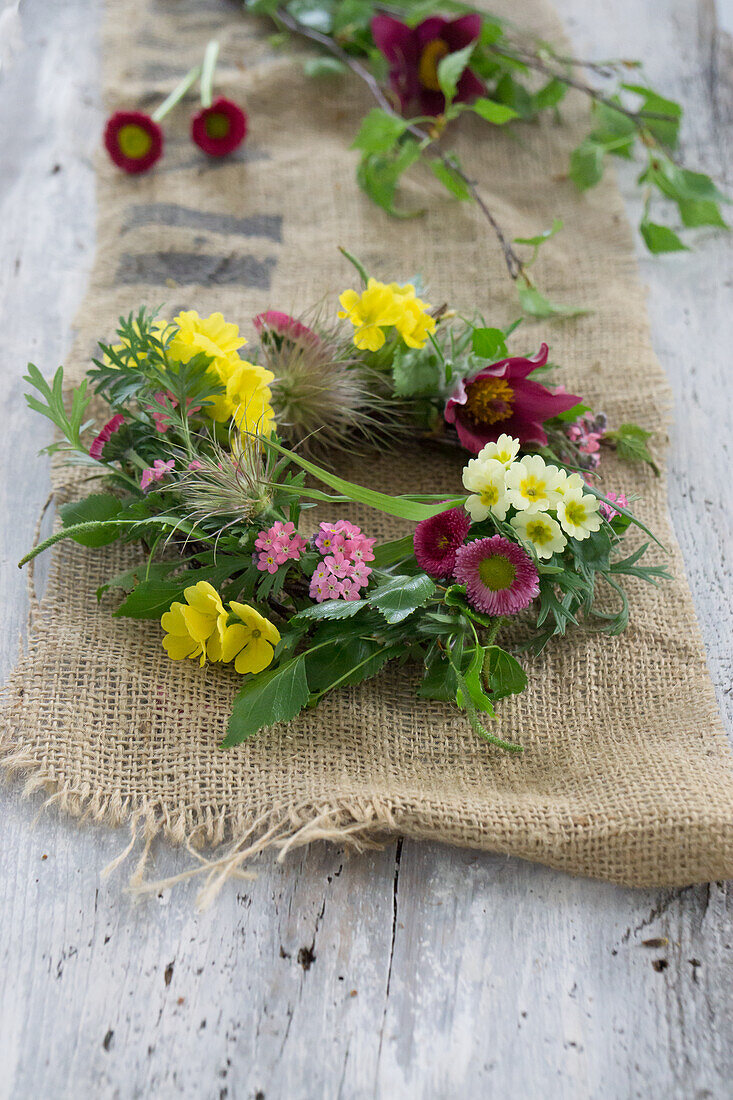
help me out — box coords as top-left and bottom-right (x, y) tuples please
(477, 434), (520, 468)
(557, 488), (602, 540)
(555, 469), (587, 497)
(511, 511), (567, 560)
(462, 456), (509, 522)
(505, 455), (564, 513)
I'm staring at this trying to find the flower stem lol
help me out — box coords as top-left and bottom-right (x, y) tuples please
(152, 63), (202, 123)
(200, 39), (220, 109)
(485, 616), (506, 646)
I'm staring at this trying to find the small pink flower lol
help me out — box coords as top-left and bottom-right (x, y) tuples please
(345, 535), (376, 563)
(315, 523), (347, 555)
(341, 580), (363, 602)
(140, 458), (174, 492)
(187, 460), (203, 471)
(599, 491), (629, 521)
(350, 561), (372, 588)
(256, 550), (281, 574)
(413, 507), (471, 579)
(89, 414), (125, 461)
(323, 551), (353, 579)
(323, 575), (344, 600)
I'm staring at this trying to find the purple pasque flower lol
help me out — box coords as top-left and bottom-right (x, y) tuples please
(444, 344), (581, 454)
(371, 13), (485, 116)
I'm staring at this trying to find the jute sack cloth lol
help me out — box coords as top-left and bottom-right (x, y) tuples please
(2, 0), (732, 896)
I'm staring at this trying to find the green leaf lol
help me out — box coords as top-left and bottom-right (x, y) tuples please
(443, 584), (496, 628)
(514, 217), (563, 248)
(292, 599), (365, 623)
(484, 646), (527, 700)
(640, 218), (688, 254)
(369, 573), (436, 624)
(677, 199), (728, 229)
(437, 43), (475, 103)
(471, 97), (518, 125)
(471, 326), (508, 360)
(430, 157), (472, 201)
(589, 99), (637, 158)
(356, 140), (423, 218)
(456, 646), (496, 716)
(517, 283), (588, 320)
(371, 535), (415, 569)
(533, 78), (566, 111)
(222, 654), (310, 748)
(417, 645), (457, 702)
(261, 435), (466, 521)
(306, 636), (398, 695)
(569, 140), (605, 192)
(622, 83), (681, 147)
(351, 108), (408, 154)
(570, 526), (613, 574)
(304, 56), (348, 78)
(392, 344), (443, 396)
(605, 422), (660, 474)
(59, 494), (123, 547)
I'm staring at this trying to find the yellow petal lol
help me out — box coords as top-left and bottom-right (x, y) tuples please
(234, 637), (275, 675)
(160, 602), (187, 635)
(163, 634), (201, 660)
(180, 605), (217, 644)
(184, 581), (223, 616)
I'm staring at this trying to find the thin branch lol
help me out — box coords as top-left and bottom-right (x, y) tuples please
(273, 6), (527, 282)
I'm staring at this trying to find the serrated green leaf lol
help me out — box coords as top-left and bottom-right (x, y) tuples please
(430, 157), (472, 201)
(292, 599), (365, 623)
(517, 283), (588, 320)
(640, 219), (688, 254)
(369, 573), (436, 624)
(514, 217), (563, 248)
(356, 140), (423, 218)
(392, 344), (443, 396)
(351, 108), (408, 154)
(222, 654), (310, 748)
(677, 198), (728, 229)
(484, 646), (527, 700)
(471, 326), (507, 360)
(304, 56), (347, 78)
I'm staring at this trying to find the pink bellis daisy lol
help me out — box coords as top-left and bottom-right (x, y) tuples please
(454, 535), (540, 616)
(89, 414), (125, 461)
(444, 344), (581, 453)
(413, 507), (471, 579)
(371, 13), (484, 116)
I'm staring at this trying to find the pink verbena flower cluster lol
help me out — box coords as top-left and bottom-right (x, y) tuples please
(309, 521), (376, 602)
(255, 521), (307, 574)
(564, 412), (607, 469)
(599, 491), (629, 521)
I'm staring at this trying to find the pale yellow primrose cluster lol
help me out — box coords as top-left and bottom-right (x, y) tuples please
(462, 434), (602, 559)
(338, 278), (436, 351)
(161, 581), (280, 675)
(169, 311), (276, 434)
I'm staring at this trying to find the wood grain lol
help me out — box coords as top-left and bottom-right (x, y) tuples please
(0, 0), (731, 1097)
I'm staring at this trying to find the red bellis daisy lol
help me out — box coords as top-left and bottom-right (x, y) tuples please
(413, 507), (471, 579)
(371, 13), (485, 116)
(104, 111), (163, 174)
(191, 96), (248, 157)
(444, 343), (581, 453)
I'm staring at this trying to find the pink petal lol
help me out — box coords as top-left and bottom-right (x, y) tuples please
(442, 13), (483, 49)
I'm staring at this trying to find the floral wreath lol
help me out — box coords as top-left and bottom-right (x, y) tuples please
(22, 255), (668, 753)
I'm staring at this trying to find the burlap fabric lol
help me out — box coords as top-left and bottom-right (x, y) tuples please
(2, 0), (732, 895)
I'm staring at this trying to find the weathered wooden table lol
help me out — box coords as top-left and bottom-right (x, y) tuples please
(1, 0), (731, 1096)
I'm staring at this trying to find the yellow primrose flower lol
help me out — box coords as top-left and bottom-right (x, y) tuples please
(511, 511), (567, 560)
(338, 278), (405, 351)
(210, 601), (280, 675)
(394, 294), (436, 349)
(160, 581), (225, 667)
(477, 434), (520, 468)
(555, 469), (587, 497)
(505, 455), (564, 513)
(557, 488), (602, 541)
(462, 456), (509, 522)
(226, 361), (276, 436)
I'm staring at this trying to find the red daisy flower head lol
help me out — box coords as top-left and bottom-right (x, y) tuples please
(89, 414), (125, 460)
(253, 310), (320, 349)
(413, 506), (471, 579)
(371, 12), (485, 116)
(454, 536), (540, 617)
(104, 111), (163, 174)
(191, 97), (248, 157)
(444, 344), (582, 453)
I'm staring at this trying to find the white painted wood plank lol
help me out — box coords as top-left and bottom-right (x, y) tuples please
(0, 1), (731, 1098)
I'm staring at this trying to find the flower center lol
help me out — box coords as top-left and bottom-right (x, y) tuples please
(480, 485), (499, 506)
(436, 534), (451, 549)
(205, 111), (231, 139)
(478, 554), (517, 592)
(526, 519), (551, 545)
(464, 378), (515, 426)
(565, 500), (586, 526)
(418, 38), (450, 92)
(520, 477), (543, 502)
(117, 123), (152, 159)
